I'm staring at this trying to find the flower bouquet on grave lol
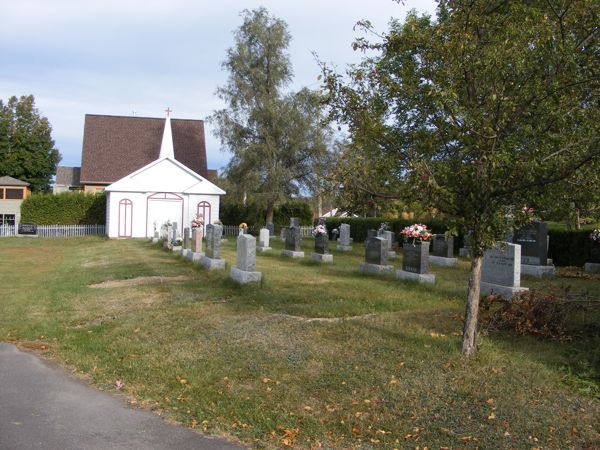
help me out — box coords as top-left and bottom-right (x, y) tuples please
(312, 218), (328, 237)
(402, 223), (432, 245)
(591, 229), (600, 244)
(191, 214), (204, 229)
(239, 222), (248, 235)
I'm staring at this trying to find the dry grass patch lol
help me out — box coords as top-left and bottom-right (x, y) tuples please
(89, 275), (193, 289)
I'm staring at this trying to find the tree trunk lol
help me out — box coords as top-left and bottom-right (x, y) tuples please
(576, 209), (581, 230)
(317, 193), (323, 218)
(265, 202), (275, 226)
(462, 255), (483, 356)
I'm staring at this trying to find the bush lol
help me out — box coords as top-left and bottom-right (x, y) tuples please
(21, 192), (106, 225)
(219, 200), (313, 229)
(324, 217), (462, 246)
(548, 229), (595, 267)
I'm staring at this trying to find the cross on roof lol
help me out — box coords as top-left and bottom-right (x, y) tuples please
(165, 107), (172, 117)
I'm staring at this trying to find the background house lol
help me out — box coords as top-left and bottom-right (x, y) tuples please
(53, 167), (82, 193)
(0, 176), (31, 226)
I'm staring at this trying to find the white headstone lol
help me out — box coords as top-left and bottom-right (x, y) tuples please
(259, 228), (270, 249)
(480, 242), (528, 299)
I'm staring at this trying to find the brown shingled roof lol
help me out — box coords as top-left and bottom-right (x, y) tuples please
(79, 114), (208, 184)
(0, 176), (30, 186)
(55, 166), (81, 186)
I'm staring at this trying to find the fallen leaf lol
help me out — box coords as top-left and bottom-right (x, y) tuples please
(488, 412), (496, 420)
(486, 398), (495, 405)
(191, 419), (198, 429)
(115, 380), (124, 390)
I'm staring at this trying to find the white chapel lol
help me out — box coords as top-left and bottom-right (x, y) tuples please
(104, 114), (225, 238)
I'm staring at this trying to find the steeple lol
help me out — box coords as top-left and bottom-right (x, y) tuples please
(159, 107), (174, 159)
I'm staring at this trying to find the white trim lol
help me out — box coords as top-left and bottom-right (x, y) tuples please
(105, 156), (226, 195)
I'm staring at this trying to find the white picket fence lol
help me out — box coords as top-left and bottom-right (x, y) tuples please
(0, 224), (105, 238)
(37, 225), (106, 237)
(0, 225), (16, 237)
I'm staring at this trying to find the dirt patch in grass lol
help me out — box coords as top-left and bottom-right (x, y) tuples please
(89, 275), (193, 289)
(276, 313), (378, 323)
(16, 341), (51, 352)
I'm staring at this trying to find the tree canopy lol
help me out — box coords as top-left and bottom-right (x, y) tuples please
(324, 0), (600, 355)
(0, 95), (61, 191)
(210, 8), (331, 224)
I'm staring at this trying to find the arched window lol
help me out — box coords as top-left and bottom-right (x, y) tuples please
(118, 199), (133, 238)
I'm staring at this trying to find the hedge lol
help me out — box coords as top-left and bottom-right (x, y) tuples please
(21, 192), (106, 225)
(548, 229), (596, 267)
(324, 217), (596, 267)
(220, 201), (313, 229)
(324, 217), (464, 246)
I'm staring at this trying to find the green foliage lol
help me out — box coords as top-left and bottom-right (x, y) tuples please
(0, 95), (61, 191)
(219, 200), (313, 229)
(21, 192), (106, 225)
(548, 229), (596, 267)
(210, 8), (332, 224)
(324, 217), (458, 244)
(324, 1), (600, 257)
(324, 1), (600, 354)
(274, 201), (313, 227)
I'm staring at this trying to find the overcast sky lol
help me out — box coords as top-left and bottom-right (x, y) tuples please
(0, 0), (437, 171)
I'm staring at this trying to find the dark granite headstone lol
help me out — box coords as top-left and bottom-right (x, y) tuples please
(331, 229), (339, 241)
(367, 229), (377, 239)
(285, 226), (301, 252)
(365, 236), (388, 265)
(266, 223), (275, 236)
(514, 221), (548, 266)
(18, 223), (37, 235)
(590, 244), (600, 264)
(314, 233), (329, 254)
(432, 235), (454, 258)
(402, 241), (429, 274)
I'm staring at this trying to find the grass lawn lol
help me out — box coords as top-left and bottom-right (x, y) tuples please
(1, 236), (599, 449)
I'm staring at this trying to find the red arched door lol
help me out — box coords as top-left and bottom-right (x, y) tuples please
(118, 199), (133, 238)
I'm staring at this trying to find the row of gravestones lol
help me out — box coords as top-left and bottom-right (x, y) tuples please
(155, 219), (597, 295)
(156, 222), (261, 284)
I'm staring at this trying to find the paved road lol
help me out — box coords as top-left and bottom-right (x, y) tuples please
(0, 343), (244, 450)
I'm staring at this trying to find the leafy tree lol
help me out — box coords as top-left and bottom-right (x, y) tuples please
(0, 95), (61, 191)
(540, 162), (600, 228)
(324, 1), (600, 355)
(210, 8), (331, 225)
